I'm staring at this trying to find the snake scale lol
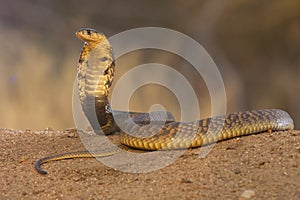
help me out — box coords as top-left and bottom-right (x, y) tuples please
(35, 28), (294, 175)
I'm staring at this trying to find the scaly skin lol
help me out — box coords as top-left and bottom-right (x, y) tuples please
(35, 28), (294, 175)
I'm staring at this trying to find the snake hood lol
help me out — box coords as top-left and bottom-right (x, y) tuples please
(75, 28), (116, 134)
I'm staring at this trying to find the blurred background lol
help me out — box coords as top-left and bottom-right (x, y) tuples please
(0, 0), (299, 129)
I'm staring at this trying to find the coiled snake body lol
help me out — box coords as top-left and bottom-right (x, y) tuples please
(35, 28), (294, 175)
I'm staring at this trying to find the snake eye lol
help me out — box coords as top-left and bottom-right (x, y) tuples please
(87, 29), (91, 35)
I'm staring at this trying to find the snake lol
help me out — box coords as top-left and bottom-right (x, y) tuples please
(35, 28), (294, 175)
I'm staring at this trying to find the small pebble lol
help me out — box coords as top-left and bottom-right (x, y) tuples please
(234, 168), (241, 174)
(226, 146), (236, 150)
(240, 189), (255, 199)
(258, 161), (265, 166)
(181, 178), (193, 183)
(72, 176), (82, 182)
(44, 127), (54, 131)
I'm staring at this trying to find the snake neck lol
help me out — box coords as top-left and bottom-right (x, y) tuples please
(77, 36), (117, 134)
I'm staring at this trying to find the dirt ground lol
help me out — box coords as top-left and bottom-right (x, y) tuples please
(0, 128), (299, 200)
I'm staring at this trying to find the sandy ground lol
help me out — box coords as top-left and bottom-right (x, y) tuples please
(0, 128), (299, 200)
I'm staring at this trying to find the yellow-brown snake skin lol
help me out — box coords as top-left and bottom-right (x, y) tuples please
(35, 28), (294, 175)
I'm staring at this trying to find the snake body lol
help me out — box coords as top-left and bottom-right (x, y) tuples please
(35, 28), (294, 175)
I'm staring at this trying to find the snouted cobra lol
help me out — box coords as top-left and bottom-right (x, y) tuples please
(34, 28), (294, 175)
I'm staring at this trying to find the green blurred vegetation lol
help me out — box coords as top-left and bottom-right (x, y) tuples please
(0, 0), (299, 129)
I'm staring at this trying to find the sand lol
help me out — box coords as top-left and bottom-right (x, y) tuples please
(0, 128), (299, 199)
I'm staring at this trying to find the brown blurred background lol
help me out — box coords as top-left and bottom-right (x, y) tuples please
(0, 0), (299, 129)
